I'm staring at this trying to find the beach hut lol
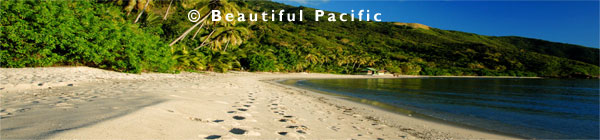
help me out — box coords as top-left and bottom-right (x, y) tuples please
(361, 68), (378, 75)
(376, 70), (387, 75)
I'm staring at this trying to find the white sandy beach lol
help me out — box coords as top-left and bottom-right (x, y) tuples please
(0, 67), (519, 139)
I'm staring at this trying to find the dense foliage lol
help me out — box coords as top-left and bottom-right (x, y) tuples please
(1, 1), (174, 73)
(1, 0), (598, 78)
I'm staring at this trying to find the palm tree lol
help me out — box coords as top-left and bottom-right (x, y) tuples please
(169, 0), (240, 46)
(195, 23), (250, 51)
(195, 0), (242, 49)
(336, 55), (346, 66)
(191, 19), (210, 39)
(206, 51), (239, 72)
(172, 45), (207, 70)
(304, 53), (319, 66)
(357, 56), (367, 69)
(319, 55), (329, 69)
(139, 12), (162, 28)
(168, 0), (216, 46)
(367, 56), (377, 67)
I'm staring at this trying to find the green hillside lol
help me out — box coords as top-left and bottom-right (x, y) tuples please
(1, 0), (598, 78)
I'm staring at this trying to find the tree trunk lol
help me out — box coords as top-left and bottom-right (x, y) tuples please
(169, 11), (210, 46)
(192, 22), (206, 39)
(134, 0), (150, 23)
(163, 0), (173, 20)
(223, 41), (230, 51)
(194, 29), (216, 50)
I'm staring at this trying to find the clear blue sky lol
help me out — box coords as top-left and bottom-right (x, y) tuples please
(273, 0), (600, 48)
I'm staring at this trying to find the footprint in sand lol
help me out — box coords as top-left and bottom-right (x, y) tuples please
(213, 119), (224, 123)
(0, 110), (13, 118)
(229, 128), (247, 135)
(330, 126), (340, 131)
(233, 116), (246, 120)
(204, 135), (222, 139)
(8, 108), (31, 113)
(278, 119), (289, 122)
(278, 132), (288, 136)
(286, 125), (309, 131)
(286, 125), (298, 129)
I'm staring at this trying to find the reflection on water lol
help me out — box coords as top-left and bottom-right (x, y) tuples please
(287, 78), (599, 139)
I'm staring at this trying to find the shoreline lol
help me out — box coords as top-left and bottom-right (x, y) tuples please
(271, 78), (527, 139)
(1, 67), (520, 139)
(266, 78), (524, 139)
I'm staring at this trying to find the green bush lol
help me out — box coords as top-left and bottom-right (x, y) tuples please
(247, 54), (277, 72)
(0, 1), (174, 73)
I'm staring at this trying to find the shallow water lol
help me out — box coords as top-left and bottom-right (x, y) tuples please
(287, 78), (599, 139)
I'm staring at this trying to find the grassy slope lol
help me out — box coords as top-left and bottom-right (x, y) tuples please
(238, 1), (599, 77)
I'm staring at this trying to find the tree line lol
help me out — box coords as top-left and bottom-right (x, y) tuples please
(1, 0), (598, 78)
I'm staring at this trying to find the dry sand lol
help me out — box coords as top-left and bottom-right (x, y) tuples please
(0, 67), (519, 139)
